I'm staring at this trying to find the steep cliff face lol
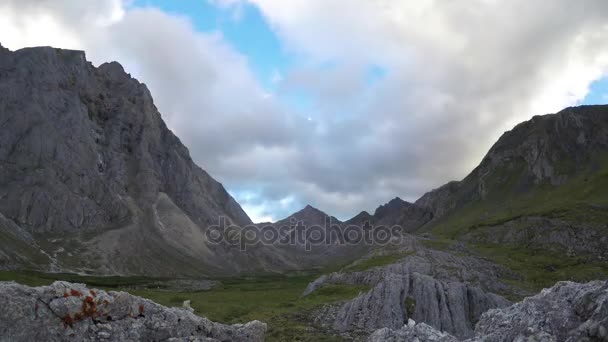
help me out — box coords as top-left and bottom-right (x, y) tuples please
(0, 45), (257, 275)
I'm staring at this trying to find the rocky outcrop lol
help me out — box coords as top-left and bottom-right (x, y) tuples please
(0, 281), (266, 341)
(462, 216), (608, 261)
(473, 280), (608, 342)
(304, 237), (512, 339)
(368, 320), (458, 342)
(367, 280), (608, 342)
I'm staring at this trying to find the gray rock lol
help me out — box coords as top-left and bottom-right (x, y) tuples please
(368, 280), (608, 342)
(0, 280), (266, 341)
(462, 216), (608, 260)
(306, 237), (512, 339)
(473, 280), (608, 342)
(368, 322), (458, 342)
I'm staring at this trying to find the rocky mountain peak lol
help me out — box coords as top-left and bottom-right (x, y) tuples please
(373, 197), (408, 218)
(276, 204), (341, 227)
(345, 210), (374, 225)
(0, 45), (254, 275)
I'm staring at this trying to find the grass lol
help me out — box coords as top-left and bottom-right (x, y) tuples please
(0, 270), (368, 341)
(342, 251), (415, 272)
(416, 160), (608, 299)
(470, 243), (608, 299)
(420, 238), (456, 251)
(404, 296), (416, 317)
(428, 161), (608, 239)
(0, 269), (167, 288)
(130, 274), (368, 341)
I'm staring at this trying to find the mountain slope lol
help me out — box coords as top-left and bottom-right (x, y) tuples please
(416, 105), (608, 221)
(410, 105), (608, 292)
(0, 45), (263, 275)
(416, 106), (608, 238)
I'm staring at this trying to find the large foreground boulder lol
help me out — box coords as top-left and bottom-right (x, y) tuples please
(368, 280), (608, 342)
(0, 281), (266, 341)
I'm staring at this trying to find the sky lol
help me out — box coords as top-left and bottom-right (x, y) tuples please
(1, 0), (608, 223)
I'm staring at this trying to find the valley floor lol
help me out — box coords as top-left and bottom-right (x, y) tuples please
(0, 270), (367, 341)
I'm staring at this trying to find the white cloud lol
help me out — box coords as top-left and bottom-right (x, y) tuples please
(238, 0), (608, 215)
(2, 0), (608, 221)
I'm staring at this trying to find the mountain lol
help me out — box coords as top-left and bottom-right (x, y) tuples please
(0, 45), (274, 275)
(274, 204), (342, 228)
(341, 197), (432, 232)
(1, 43), (606, 281)
(417, 105), (608, 218)
(372, 197), (433, 230)
(344, 210), (374, 226)
(414, 105), (608, 259)
(301, 106), (608, 340)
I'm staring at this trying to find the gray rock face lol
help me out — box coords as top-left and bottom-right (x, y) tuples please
(372, 197), (433, 232)
(367, 280), (608, 342)
(473, 280), (608, 342)
(304, 237), (512, 339)
(368, 320), (458, 342)
(0, 45), (277, 275)
(0, 281), (266, 341)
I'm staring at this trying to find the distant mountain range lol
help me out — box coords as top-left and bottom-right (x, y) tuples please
(1, 44), (606, 277)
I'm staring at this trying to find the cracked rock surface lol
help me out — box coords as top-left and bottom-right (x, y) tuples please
(367, 280), (608, 342)
(304, 237), (512, 339)
(0, 281), (266, 341)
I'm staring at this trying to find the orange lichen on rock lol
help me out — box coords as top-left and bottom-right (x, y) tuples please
(62, 314), (73, 328)
(81, 296), (97, 317)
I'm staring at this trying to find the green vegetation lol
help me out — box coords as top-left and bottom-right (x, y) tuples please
(0, 269), (165, 288)
(404, 296), (416, 317)
(429, 162), (608, 239)
(0, 271), (368, 341)
(471, 243), (608, 300)
(420, 238), (456, 251)
(342, 251), (415, 272)
(419, 159), (608, 298)
(132, 275), (368, 341)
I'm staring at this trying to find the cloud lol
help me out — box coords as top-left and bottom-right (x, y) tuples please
(0, 0), (301, 220)
(1, 0), (608, 222)
(237, 0), (608, 216)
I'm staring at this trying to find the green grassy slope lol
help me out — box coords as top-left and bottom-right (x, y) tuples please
(418, 159), (608, 297)
(426, 160), (608, 239)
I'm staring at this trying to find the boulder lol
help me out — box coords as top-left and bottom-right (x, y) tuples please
(0, 281), (266, 341)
